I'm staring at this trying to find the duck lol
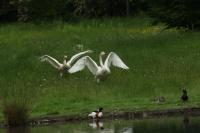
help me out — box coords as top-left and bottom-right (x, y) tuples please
(181, 89), (188, 102)
(39, 50), (93, 77)
(88, 107), (103, 119)
(154, 96), (166, 103)
(68, 51), (129, 82)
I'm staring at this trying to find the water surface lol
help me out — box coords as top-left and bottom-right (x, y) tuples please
(2, 116), (200, 133)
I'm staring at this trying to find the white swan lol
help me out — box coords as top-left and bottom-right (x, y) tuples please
(40, 50), (93, 77)
(68, 51), (129, 82)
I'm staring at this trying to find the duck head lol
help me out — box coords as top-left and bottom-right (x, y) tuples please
(182, 89), (187, 94)
(98, 107), (103, 112)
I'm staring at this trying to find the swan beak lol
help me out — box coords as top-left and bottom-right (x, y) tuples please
(87, 50), (93, 53)
(101, 51), (106, 55)
(64, 55), (68, 59)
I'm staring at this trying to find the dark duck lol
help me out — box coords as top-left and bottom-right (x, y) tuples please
(88, 107), (103, 119)
(181, 89), (188, 102)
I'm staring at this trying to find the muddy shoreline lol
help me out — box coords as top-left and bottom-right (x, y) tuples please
(27, 107), (200, 126)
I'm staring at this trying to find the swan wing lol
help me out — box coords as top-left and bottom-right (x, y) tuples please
(67, 50), (93, 65)
(105, 52), (129, 69)
(40, 55), (62, 69)
(68, 56), (86, 73)
(88, 112), (96, 118)
(85, 56), (99, 75)
(68, 56), (99, 75)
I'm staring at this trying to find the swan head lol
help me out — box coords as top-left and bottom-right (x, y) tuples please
(100, 51), (106, 56)
(63, 55), (68, 60)
(87, 50), (93, 53)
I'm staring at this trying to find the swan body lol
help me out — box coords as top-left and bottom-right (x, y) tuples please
(69, 51), (129, 82)
(40, 50), (93, 77)
(88, 108), (103, 119)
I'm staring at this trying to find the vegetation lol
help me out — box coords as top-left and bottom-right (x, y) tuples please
(149, 0), (200, 30)
(0, 17), (200, 122)
(3, 101), (29, 126)
(1, 0), (200, 29)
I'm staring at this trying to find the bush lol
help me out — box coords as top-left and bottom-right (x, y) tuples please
(0, 0), (18, 22)
(74, 0), (148, 17)
(27, 0), (66, 21)
(0, 0), (75, 22)
(0, 79), (39, 126)
(149, 0), (200, 30)
(3, 101), (29, 126)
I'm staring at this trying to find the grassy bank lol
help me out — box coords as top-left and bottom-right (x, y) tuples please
(0, 17), (200, 120)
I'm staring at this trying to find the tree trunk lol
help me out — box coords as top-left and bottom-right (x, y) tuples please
(126, 0), (130, 16)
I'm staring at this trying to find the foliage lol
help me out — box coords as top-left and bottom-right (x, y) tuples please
(0, 0), (75, 22)
(148, 0), (200, 29)
(74, 0), (148, 17)
(1, 0), (200, 30)
(0, 0), (18, 22)
(0, 0), (147, 21)
(27, 0), (67, 21)
(3, 101), (29, 126)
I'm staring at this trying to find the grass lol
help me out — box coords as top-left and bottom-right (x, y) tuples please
(1, 16), (200, 121)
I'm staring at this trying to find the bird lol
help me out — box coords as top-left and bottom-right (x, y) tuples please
(181, 89), (188, 102)
(68, 51), (129, 82)
(88, 107), (103, 119)
(154, 96), (166, 103)
(39, 50), (93, 77)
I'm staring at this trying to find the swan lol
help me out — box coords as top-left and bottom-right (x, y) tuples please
(40, 50), (93, 77)
(68, 51), (129, 82)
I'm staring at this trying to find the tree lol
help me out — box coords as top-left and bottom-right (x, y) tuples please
(149, 0), (200, 30)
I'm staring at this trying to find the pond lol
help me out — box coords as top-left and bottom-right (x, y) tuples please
(1, 116), (200, 133)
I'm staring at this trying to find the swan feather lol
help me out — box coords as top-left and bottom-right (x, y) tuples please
(40, 55), (62, 69)
(105, 52), (129, 69)
(67, 50), (93, 66)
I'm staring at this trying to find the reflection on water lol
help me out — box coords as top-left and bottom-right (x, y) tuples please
(1, 116), (200, 133)
(6, 126), (30, 133)
(89, 121), (104, 130)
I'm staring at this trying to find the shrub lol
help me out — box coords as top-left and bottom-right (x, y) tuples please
(3, 101), (29, 126)
(0, 0), (18, 22)
(72, 0), (148, 17)
(149, 0), (200, 30)
(0, 79), (39, 126)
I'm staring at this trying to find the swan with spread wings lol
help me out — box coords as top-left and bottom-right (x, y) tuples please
(40, 50), (93, 77)
(68, 51), (129, 82)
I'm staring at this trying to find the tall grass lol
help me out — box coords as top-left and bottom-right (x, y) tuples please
(0, 77), (39, 125)
(3, 101), (29, 126)
(0, 16), (200, 119)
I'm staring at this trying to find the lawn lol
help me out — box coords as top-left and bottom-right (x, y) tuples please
(0, 16), (200, 120)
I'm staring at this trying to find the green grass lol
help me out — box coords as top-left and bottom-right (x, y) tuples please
(1, 16), (200, 120)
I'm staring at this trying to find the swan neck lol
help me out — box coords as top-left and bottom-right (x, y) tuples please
(99, 54), (104, 67)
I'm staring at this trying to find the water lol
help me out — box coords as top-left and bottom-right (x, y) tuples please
(1, 116), (200, 133)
